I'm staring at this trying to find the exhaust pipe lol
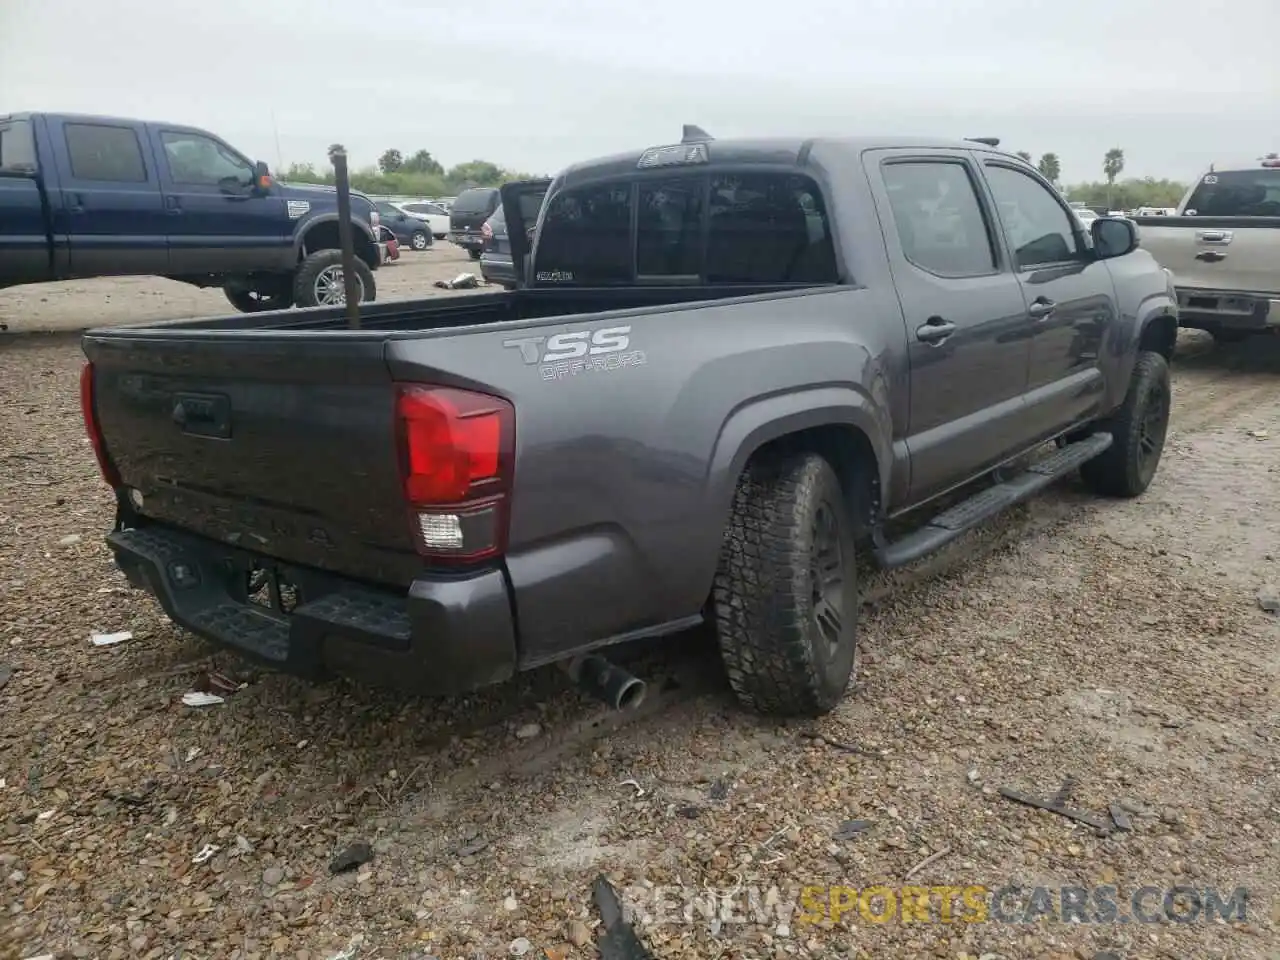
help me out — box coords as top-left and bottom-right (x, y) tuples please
(561, 654), (647, 711)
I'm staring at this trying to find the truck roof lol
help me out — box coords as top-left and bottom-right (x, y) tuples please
(554, 135), (1023, 188)
(0, 111), (219, 130)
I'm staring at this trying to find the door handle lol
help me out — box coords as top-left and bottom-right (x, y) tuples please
(1195, 250), (1227, 262)
(164, 196), (182, 213)
(1028, 298), (1056, 320)
(915, 317), (957, 343)
(67, 191), (84, 213)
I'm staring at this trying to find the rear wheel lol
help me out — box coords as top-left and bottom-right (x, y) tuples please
(292, 250), (376, 308)
(1080, 350), (1171, 497)
(712, 452), (858, 717)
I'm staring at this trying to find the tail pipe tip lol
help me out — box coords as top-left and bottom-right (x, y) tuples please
(561, 654), (647, 711)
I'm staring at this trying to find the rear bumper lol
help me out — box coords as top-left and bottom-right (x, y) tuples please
(449, 231), (484, 251)
(1175, 288), (1280, 332)
(107, 523), (518, 695)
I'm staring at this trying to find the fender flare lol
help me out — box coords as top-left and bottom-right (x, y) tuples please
(707, 384), (893, 524)
(292, 214), (377, 260)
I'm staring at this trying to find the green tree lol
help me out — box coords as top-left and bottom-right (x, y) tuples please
(1015, 151), (1033, 163)
(1037, 153), (1061, 183)
(1103, 148), (1125, 208)
(446, 160), (504, 187)
(403, 149), (443, 176)
(378, 149), (404, 174)
(326, 143), (346, 165)
(1064, 177), (1187, 211)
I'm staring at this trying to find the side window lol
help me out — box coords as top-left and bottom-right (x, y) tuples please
(0, 120), (38, 174)
(534, 182), (633, 283)
(881, 161), (996, 277)
(64, 123), (147, 183)
(160, 131), (253, 187)
(636, 177), (703, 277)
(705, 173), (837, 283)
(983, 164), (1079, 268)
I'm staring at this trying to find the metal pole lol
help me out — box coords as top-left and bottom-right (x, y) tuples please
(330, 150), (362, 329)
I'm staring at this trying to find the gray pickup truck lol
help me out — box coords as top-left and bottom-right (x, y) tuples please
(80, 131), (1178, 717)
(1134, 156), (1280, 342)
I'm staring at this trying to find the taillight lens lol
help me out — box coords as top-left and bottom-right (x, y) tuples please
(80, 362), (121, 487)
(394, 385), (515, 563)
(481, 221), (493, 240)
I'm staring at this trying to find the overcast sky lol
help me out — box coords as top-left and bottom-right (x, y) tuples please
(2, 0), (1275, 184)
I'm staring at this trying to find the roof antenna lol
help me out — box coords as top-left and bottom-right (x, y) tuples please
(682, 124), (714, 143)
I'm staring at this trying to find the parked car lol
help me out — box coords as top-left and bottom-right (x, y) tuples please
(479, 179), (551, 288)
(396, 200), (450, 239)
(1134, 154), (1280, 342)
(373, 201), (433, 251)
(80, 132), (1176, 719)
(0, 112), (380, 311)
(448, 186), (501, 259)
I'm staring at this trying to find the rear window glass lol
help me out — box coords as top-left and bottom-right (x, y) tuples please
(533, 171), (837, 285)
(64, 123), (147, 183)
(451, 188), (498, 213)
(1183, 169), (1280, 217)
(0, 120), (37, 174)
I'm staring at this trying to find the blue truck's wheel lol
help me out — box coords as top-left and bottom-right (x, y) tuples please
(293, 250), (377, 308)
(712, 452), (859, 716)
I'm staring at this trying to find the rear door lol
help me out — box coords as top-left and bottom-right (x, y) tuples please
(978, 159), (1111, 438)
(499, 178), (553, 287)
(47, 117), (170, 277)
(152, 125), (291, 274)
(866, 150), (1035, 503)
(448, 188), (499, 248)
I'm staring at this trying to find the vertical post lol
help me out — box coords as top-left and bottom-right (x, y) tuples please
(330, 149), (362, 329)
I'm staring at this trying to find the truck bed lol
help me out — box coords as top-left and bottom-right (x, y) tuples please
(81, 281), (836, 589)
(92, 283), (808, 336)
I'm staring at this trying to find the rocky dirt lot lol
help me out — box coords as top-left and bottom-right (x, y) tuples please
(0, 291), (1277, 960)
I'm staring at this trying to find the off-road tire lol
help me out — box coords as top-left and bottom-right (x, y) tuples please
(223, 280), (294, 313)
(410, 230), (430, 251)
(292, 250), (376, 308)
(1080, 350), (1171, 497)
(712, 452), (859, 717)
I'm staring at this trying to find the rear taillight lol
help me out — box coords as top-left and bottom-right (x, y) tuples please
(80, 361), (120, 487)
(394, 385), (515, 563)
(481, 221), (493, 241)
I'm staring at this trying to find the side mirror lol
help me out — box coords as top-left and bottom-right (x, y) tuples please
(1092, 217), (1138, 259)
(253, 160), (272, 192)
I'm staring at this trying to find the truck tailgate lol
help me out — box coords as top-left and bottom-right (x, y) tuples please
(83, 332), (420, 586)
(1140, 222), (1280, 295)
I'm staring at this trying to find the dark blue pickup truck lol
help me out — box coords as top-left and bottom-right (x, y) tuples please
(0, 112), (382, 312)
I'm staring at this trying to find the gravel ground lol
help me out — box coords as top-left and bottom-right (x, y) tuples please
(0, 246), (485, 335)
(1, 312), (1277, 960)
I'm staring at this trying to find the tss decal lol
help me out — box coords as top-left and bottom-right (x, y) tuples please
(503, 325), (647, 381)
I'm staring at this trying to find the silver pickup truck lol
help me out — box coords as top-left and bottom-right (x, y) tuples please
(1134, 156), (1280, 342)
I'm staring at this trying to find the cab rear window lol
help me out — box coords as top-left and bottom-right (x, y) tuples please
(533, 171), (837, 285)
(1183, 169), (1280, 217)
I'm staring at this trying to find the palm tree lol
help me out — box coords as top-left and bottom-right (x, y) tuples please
(1037, 153), (1061, 184)
(1103, 148), (1125, 209)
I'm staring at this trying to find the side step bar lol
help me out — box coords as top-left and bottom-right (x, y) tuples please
(873, 432), (1112, 569)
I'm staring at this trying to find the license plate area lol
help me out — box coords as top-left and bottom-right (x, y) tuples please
(245, 562), (300, 614)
